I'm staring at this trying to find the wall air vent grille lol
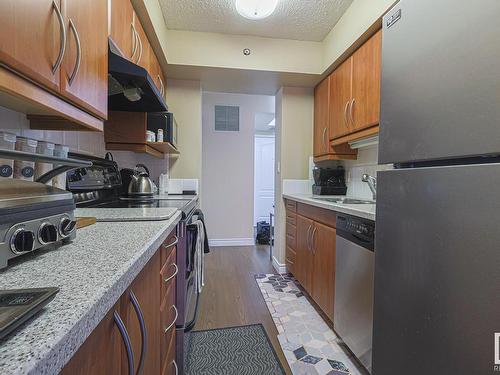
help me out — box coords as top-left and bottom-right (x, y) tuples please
(215, 105), (240, 131)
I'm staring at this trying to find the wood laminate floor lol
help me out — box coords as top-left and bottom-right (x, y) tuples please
(194, 245), (292, 375)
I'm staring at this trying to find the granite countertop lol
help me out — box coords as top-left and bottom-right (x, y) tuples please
(0, 211), (182, 375)
(75, 207), (178, 221)
(283, 193), (376, 221)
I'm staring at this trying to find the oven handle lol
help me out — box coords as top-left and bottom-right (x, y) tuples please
(184, 286), (201, 332)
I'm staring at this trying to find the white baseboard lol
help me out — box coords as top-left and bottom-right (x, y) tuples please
(272, 256), (287, 274)
(209, 238), (255, 247)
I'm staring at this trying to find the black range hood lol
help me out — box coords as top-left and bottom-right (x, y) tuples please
(108, 40), (168, 113)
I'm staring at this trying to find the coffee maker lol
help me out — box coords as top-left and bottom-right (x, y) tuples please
(312, 166), (347, 195)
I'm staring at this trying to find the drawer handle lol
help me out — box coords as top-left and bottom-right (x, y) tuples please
(114, 311), (135, 375)
(164, 305), (178, 333)
(51, 0), (66, 74)
(68, 19), (81, 86)
(164, 263), (178, 284)
(130, 291), (147, 375)
(162, 236), (179, 250)
(173, 360), (178, 375)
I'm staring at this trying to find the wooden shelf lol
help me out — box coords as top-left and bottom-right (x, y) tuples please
(105, 142), (179, 159)
(146, 142), (179, 155)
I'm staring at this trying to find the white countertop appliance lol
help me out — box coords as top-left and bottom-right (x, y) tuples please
(0, 180), (77, 269)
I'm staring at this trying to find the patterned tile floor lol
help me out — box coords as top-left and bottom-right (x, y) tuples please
(255, 273), (367, 375)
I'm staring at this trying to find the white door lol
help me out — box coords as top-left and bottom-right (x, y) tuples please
(254, 136), (275, 225)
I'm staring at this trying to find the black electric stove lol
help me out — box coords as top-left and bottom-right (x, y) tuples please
(88, 197), (197, 217)
(66, 153), (197, 218)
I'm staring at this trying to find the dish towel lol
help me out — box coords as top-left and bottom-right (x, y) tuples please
(193, 220), (205, 293)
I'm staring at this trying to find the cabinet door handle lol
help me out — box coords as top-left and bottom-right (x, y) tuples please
(311, 227), (318, 254)
(158, 75), (164, 97)
(130, 291), (147, 375)
(113, 311), (135, 375)
(162, 236), (179, 250)
(344, 101), (350, 127)
(164, 263), (178, 284)
(68, 19), (81, 86)
(51, 0), (66, 74)
(136, 31), (143, 65)
(322, 127), (327, 153)
(306, 224), (312, 252)
(349, 98), (355, 127)
(173, 360), (178, 375)
(131, 23), (138, 60)
(164, 305), (178, 333)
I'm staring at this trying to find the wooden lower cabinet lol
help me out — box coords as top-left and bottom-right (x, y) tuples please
(311, 221), (336, 321)
(60, 301), (122, 375)
(288, 201), (337, 322)
(296, 214), (314, 293)
(121, 251), (161, 375)
(61, 228), (178, 375)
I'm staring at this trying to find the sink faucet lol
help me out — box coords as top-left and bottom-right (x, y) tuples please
(362, 174), (377, 200)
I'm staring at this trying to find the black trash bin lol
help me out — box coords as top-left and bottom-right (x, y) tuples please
(256, 221), (270, 245)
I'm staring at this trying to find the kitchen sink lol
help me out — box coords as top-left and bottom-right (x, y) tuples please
(312, 197), (375, 204)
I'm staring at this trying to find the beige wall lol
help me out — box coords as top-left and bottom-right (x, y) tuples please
(165, 30), (323, 74)
(201, 92), (274, 243)
(165, 79), (202, 180)
(322, 0), (395, 71)
(137, 0), (394, 81)
(274, 87), (314, 267)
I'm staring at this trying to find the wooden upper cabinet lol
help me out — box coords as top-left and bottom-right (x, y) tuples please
(110, 0), (135, 60)
(351, 29), (382, 132)
(121, 250), (161, 375)
(326, 29), (381, 142)
(296, 215), (314, 294)
(133, 14), (151, 72)
(60, 301), (122, 375)
(0, 0), (62, 92)
(313, 77), (330, 157)
(311, 221), (336, 321)
(60, 0), (108, 119)
(329, 57), (353, 140)
(149, 49), (166, 97)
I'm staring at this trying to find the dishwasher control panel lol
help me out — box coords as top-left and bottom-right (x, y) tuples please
(336, 214), (375, 251)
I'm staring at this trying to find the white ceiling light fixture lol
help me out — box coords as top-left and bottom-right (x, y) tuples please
(235, 0), (279, 20)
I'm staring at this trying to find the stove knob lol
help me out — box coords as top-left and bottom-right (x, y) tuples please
(60, 218), (77, 238)
(38, 223), (58, 245)
(10, 229), (35, 254)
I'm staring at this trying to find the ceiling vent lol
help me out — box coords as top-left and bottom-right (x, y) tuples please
(215, 105), (240, 131)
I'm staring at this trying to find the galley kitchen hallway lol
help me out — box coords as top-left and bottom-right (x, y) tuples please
(193, 245), (292, 375)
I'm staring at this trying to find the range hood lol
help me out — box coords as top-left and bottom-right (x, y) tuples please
(108, 40), (168, 112)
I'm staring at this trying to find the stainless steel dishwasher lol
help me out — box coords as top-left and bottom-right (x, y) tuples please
(334, 213), (375, 373)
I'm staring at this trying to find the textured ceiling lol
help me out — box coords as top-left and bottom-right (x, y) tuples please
(158, 0), (354, 42)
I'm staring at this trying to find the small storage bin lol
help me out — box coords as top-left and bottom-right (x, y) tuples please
(52, 144), (69, 189)
(14, 137), (37, 181)
(0, 132), (16, 179)
(34, 141), (55, 182)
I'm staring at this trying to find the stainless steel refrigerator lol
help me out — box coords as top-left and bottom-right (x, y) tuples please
(373, 1), (500, 374)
